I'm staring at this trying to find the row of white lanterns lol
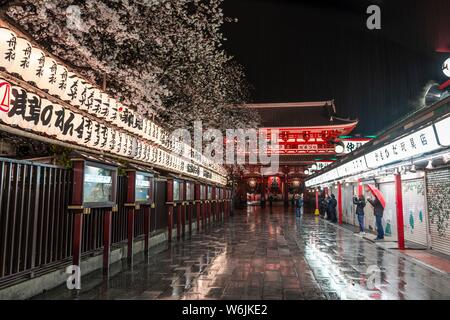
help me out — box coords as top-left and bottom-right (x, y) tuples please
(0, 26), (226, 180)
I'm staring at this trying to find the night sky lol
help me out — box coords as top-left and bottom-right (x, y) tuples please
(223, 0), (450, 135)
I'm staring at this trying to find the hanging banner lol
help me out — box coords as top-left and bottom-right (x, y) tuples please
(336, 156), (368, 177)
(340, 139), (371, 154)
(364, 125), (440, 168)
(434, 116), (450, 147)
(0, 78), (225, 184)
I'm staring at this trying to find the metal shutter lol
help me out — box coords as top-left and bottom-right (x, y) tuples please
(342, 184), (356, 226)
(402, 178), (429, 247)
(379, 182), (397, 239)
(426, 168), (450, 255)
(363, 187), (376, 232)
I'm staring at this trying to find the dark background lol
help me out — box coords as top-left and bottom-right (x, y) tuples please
(223, 0), (450, 134)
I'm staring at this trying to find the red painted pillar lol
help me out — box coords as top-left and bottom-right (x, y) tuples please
(202, 188), (207, 228)
(215, 187), (219, 221)
(182, 181), (186, 237)
(70, 160), (84, 268)
(188, 202), (193, 234)
(207, 186), (211, 225)
(126, 171), (136, 262)
(176, 205), (181, 239)
(127, 207), (135, 261)
(195, 183), (202, 230)
(358, 178), (363, 197)
(395, 173), (405, 250)
(212, 186), (216, 222)
(338, 182), (343, 224)
(283, 175), (289, 207)
(167, 179), (174, 242)
(103, 209), (112, 275)
(72, 212), (83, 268)
(143, 206), (150, 252)
(315, 189), (319, 216)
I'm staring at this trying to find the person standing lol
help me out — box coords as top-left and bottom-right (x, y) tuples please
(319, 195), (326, 217)
(353, 195), (366, 235)
(268, 193), (274, 207)
(300, 193), (304, 216)
(328, 194), (338, 223)
(294, 193), (301, 217)
(324, 195), (331, 220)
(367, 197), (385, 240)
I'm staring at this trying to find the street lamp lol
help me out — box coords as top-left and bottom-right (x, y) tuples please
(335, 143), (345, 154)
(443, 57), (450, 78)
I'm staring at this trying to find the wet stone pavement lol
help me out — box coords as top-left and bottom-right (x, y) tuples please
(34, 206), (450, 300)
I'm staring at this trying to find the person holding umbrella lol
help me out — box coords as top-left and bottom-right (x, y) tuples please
(366, 184), (386, 241)
(353, 194), (366, 235)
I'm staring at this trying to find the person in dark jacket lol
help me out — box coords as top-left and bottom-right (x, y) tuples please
(319, 195), (326, 217)
(353, 195), (366, 234)
(324, 195), (331, 220)
(367, 197), (384, 240)
(328, 194), (338, 223)
(268, 194), (274, 207)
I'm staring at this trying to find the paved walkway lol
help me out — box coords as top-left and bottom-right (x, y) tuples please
(33, 206), (450, 300)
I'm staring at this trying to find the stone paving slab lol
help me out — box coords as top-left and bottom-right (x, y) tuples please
(32, 206), (450, 300)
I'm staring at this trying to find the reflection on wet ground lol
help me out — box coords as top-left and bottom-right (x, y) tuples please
(34, 206), (450, 300)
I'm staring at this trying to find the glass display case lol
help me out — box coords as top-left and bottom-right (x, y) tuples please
(186, 181), (195, 201)
(200, 185), (206, 200)
(207, 186), (212, 200)
(173, 179), (183, 201)
(135, 172), (153, 204)
(83, 162), (117, 208)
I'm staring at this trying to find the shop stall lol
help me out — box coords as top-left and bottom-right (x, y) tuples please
(306, 97), (450, 250)
(426, 167), (450, 255)
(125, 166), (155, 260)
(68, 154), (118, 274)
(185, 180), (195, 234)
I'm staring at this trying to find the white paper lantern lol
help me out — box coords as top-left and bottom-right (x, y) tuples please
(10, 37), (32, 78)
(0, 78), (11, 124)
(63, 72), (80, 105)
(37, 56), (57, 93)
(114, 131), (122, 155)
(99, 95), (110, 120)
(7, 85), (27, 127)
(115, 103), (126, 128)
(55, 108), (75, 141)
(89, 88), (102, 116)
(119, 133), (127, 156)
(78, 81), (92, 112)
(23, 47), (46, 85)
(81, 116), (93, 147)
(70, 112), (84, 143)
(39, 99), (55, 133)
(106, 128), (115, 152)
(0, 28), (18, 73)
(46, 102), (63, 137)
(107, 98), (117, 123)
(54, 64), (69, 99)
(21, 92), (41, 130)
(91, 121), (102, 150)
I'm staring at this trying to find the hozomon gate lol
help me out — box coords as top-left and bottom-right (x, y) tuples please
(236, 102), (363, 207)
